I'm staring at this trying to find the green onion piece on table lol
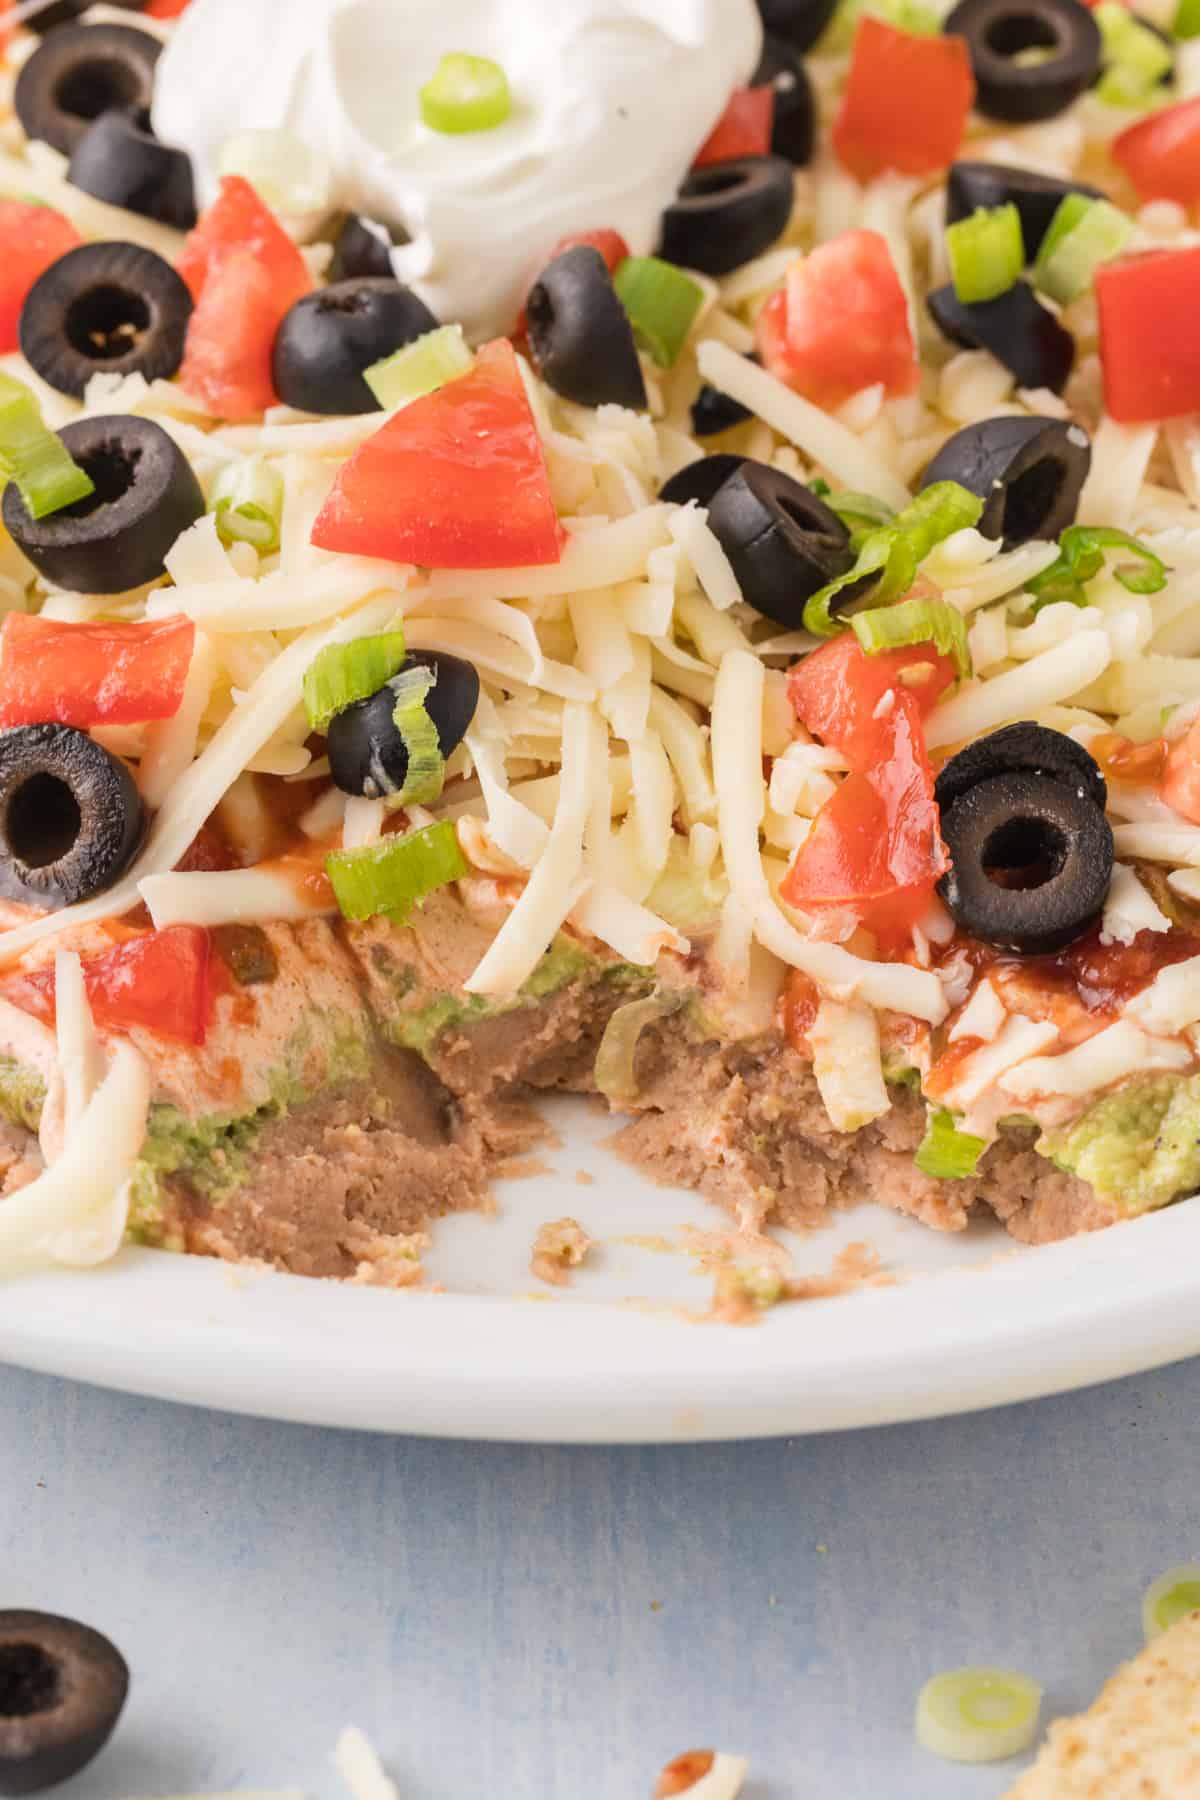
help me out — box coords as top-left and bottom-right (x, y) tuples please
(0, 374), (94, 520)
(365, 325), (474, 409)
(1095, 3), (1173, 105)
(803, 482), (983, 637)
(303, 632), (408, 732)
(209, 458), (284, 553)
(916, 1668), (1042, 1763)
(914, 1107), (987, 1179)
(1025, 525), (1167, 611)
(326, 821), (467, 923)
(419, 53), (512, 134)
(1034, 197), (1132, 304)
(946, 204), (1025, 305)
(852, 596), (972, 678)
(613, 257), (704, 368)
(1142, 1565), (1200, 1643)
(391, 663), (446, 805)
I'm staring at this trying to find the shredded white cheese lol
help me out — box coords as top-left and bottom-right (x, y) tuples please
(1000, 1019), (1192, 1100)
(571, 883), (688, 965)
(809, 1001), (891, 1132)
(424, 507), (672, 603)
(1128, 955), (1200, 1034)
(949, 979), (1006, 1045)
(669, 503), (743, 612)
(334, 1730), (399, 1800)
(140, 868), (334, 929)
(941, 1015), (1060, 1110)
(1100, 863), (1173, 946)
(924, 632), (1113, 750)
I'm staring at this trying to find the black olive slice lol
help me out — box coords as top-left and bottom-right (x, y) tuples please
(755, 0), (839, 51)
(272, 279), (440, 416)
(0, 726), (143, 910)
(659, 453), (747, 510)
(20, 240), (193, 400)
(67, 112), (197, 231)
(28, 0), (145, 31)
(691, 368), (756, 438)
(752, 35), (817, 166)
(526, 246), (647, 411)
(935, 721), (1108, 814)
(659, 156), (795, 277)
(327, 651), (481, 800)
(919, 416), (1092, 548)
(938, 769), (1113, 954)
(943, 0), (1102, 123)
(947, 162), (1105, 260)
(3, 415), (205, 594)
(15, 24), (161, 157)
(706, 461), (856, 627)
(328, 213), (407, 284)
(927, 280), (1075, 394)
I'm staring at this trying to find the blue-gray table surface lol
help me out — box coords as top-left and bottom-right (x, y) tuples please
(2, 1359), (1197, 1799)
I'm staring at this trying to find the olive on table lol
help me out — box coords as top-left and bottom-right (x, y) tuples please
(272, 279), (440, 416)
(946, 162), (1104, 260)
(706, 461), (856, 627)
(526, 246), (647, 411)
(67, 112), (197, 231)
(927, 280), (1076, 394)
(919, 417), (1092, 549)
(19, 241), (193, 400)
(328, 651), (481, 801)
(0, 725), (144, 910)
(14, 24), (161, 156)
(659, 156), (795, 277)
(943, 0), (1103, 124)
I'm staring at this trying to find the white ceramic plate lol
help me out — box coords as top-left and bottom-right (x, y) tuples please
(1, 1094), (1197, 1441)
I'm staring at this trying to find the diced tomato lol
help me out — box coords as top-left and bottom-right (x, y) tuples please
(1096, 247), (1200, 423)
(0, 203), (81, 354)
(693, 86), (774, 168)
(1112, 97), (1200, 207)
(176, 176), (311, 420)
(515, 227), (631, 335)
(757, 231), (919, 411)
(6, 927), (215, 1046)
(832, 17), (974, 183)
(0, 614), (195, 729)
(1163, 720), (1200, 823)
(144, 0), (191, 14)
(780, 635), (955, 936)
(311, 338), (564, 569)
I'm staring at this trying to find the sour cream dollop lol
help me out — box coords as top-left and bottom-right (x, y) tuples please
(153, 0), (764, 340)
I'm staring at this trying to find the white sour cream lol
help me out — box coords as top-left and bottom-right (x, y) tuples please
(153, 0), (763, 340)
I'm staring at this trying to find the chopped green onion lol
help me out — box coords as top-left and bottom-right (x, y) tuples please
(1095, 3), (1173, 105)
(803, 482), (984, 637)
(613, 256), (704, 368)
(825, 489), (897, 549)
(594, 991), (684, 1107)
(326, 821), (467, 923)
(209, 458), (283, 553)
(365, 325), (474, 409)
(0, 373), (94, 520)
(1034, 197), (1133, 304)
(218, 129), (333, 214)
(1175, 0), (1200, 39)
(1025, 525), (1167, 611)
(419, 53), (511, 134)
(851, 596), (972, 678)
(390, 663), (446, 805)
(1142, 1565), (1200, 1643)
(947, 204), (1025, 305)
(914, 1107), (988, 1179)
(916, 1668), (1042, 1764)
(302, 632), (408, 733)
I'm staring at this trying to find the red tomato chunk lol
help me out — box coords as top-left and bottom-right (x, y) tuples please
(1096, 248), (1200, 423)
(6, 927), (215, 1046)
(757, 230), (919, 411)
(832, 17), (974, 182)
(0, 614), (195, 729)
(1112, 97), (1200, 208)
(0, 203), (81, 354)
(694, 86), (774, 167)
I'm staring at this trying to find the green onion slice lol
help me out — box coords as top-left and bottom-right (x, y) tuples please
(594, 991), (684, 1108)
(209, 457), (284, 553)
(613, 256), (704, 369)
(326, 821), (467, 923)
(1025, 525), (1167, 611)
(1034, 197), (1132, 305)
(1142, 1565), (1200, 1643)
(1095, 2), (1173, 104)
(0, 374), (94, 520)
(390, 663), (446, 806)
(303, 632), (408, 733)
(365, 325), (474, 410)
(218, 128), (332, 215)
(419, 53), (511, 134)
(947, 204), (1025, 305)
(803, 482), (983, 637)
(826, 490), (897, 549)
(1175, 0), (1200, 39)
(916, 1668), (1042, 1764)
(851, 596), (972, 677)
(914, 1107), (988, 1179)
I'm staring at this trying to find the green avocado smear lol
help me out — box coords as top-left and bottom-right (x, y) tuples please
(1041, 1071), (1200, 1216)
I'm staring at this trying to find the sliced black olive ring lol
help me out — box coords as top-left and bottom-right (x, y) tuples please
(20, 241), (194, 401)
(526, 245), (647, 412)
(0, 726), (144, 911)
(659, 452), (749, 510)
(272, 279), (440, 416)
(706, 460), (857, 628)
(14, 23), (161, 157)
(755, 0), (839, 54)
(943, 0), (1103, 124)
(927, 280), (1076, 394)
(328, 651), (482, 800)
(752, 35), (817, 167)
(946, 161), (1104, 260)
(3, 415), (205, 594)
(659, 156), (795, 278)
(691, 368), (756, 438)
(920, 416), (1092, 549)
(935, 721), (1108, 815)
(938, 769), (1113, 954)
(67, 112), (197, 232)
(328, 213), (407, 285)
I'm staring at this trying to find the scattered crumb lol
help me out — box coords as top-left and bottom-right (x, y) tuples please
(707, 1242), (892, 1325)
(816, 1544), (829, 1556)
(785, 1242), (894, 1302)
(574, 1168), (595, 1186)
(530, 1217), (594, 1287)
(346, 1227), (429, 1289)
(621, 1233), (677, 1254)
(654, 1751), (749, 1798)
(650, 1600), (664, 1613)
(768, 1594), (779, 1607)
(684, 1224), (792, 1277)
(500, 1156), (556, 1180)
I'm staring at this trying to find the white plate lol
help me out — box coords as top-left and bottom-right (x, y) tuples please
(1, 1095), (1197, 1441)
